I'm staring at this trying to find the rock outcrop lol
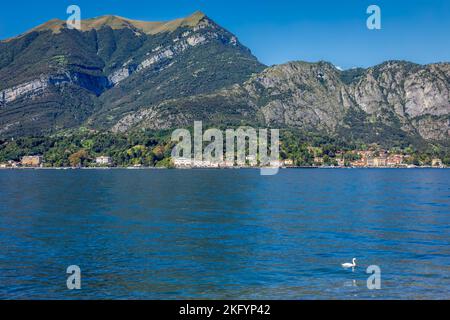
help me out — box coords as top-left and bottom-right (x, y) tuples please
(112, 60), (450, 145)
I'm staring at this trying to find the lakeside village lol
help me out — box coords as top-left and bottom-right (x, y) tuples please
(1, 149), (446, 169)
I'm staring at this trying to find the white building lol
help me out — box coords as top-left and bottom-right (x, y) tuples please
(96, 156), (112, 166)
(432, 158), (443, 167)
(173, 157), (193, 168)
(220, 160), (235, 168)
(193, 160), (220, 168)
(269, 160), (282, 168)
(21, 155), (43, 167)
(245, 155), (258, 166)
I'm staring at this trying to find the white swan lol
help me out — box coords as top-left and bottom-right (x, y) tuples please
(342, 258), (357, 269)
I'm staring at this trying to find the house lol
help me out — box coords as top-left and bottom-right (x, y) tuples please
(351, 160), (366, 167)
(8, 160), (19, 168)
(245, 155), (258, 166)
(96, 156), (112, 166)
(314, 157), (324, 165)
(386, 154), (404, 167)
(374, 157), (387, 167)
(269, 160), (282, 168)
(432, 158), (443, 167)
(367, 156), (387, 167)
(21, 156), (43, 167)
(350, 160), (367, 168)
(206, 161), (220, 168)
(283, 159), (294, 167)
(336, 158), (345, 167)
(173, 157), (193, 168)
(357, 151), (373, 159)
(193, 160), (220, 168)
(193, 160), (206, 168)
(220, 160), (235, 168)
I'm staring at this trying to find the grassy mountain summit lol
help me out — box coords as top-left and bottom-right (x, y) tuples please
(26, 11), (207, 36)
(0, 12), (449, 151)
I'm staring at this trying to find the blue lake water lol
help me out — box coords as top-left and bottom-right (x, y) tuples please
(0, 169), (449, 300)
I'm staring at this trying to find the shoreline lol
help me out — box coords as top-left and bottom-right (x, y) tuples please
(0, 166), (448, 170)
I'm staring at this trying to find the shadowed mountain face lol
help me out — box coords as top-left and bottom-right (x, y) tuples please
(0, 12), (449, 148)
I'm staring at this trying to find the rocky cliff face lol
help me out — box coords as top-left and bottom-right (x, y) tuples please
(0, 72), (110, 105)
(242, 62), (351, 131)
(346, 61), (450, 142)
(104, 16), (240, 86)
(0, 77), (49, 106)
(245, 61), (449, 143)
(112, 60), (449, 146)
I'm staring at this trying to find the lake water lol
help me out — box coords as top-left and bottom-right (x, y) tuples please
(0, 169), (449, 300)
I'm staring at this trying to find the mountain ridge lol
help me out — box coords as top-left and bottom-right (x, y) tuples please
(2, 11), (208, 42)
(0, 12), (449, 150)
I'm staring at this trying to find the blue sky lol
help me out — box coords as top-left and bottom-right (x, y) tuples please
(1, 0), (449, 69)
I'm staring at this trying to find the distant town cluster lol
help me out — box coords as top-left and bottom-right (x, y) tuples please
(172, 149), (445, 169)
(1, 150), (446, 169)
(0, 155), (112, 169)
(1, 129), (449, 170)
(310, 150), (444, 169)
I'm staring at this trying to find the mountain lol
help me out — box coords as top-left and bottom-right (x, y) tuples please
(112, 60), (450, 147)
(0, 11), (265, 136)
(0, 12), (449, 149)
